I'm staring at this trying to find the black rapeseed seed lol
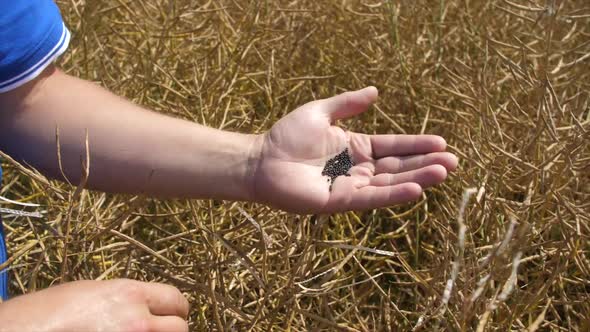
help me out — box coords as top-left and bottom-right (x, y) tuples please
(322, 148), (354, 190)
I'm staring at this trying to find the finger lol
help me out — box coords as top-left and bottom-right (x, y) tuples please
(143, 282), (189, 318)
(374, 152), (458, 174)
(370, 165), (448, 188)
(348, 183), (422, 210)
(327, 176), (422, 211)
(370, 135), (447, 158)
(321, 86), (378, 121)
(149, 316), (189, 332)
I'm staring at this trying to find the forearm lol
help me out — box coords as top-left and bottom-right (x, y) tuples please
(0, 66), (261, 201)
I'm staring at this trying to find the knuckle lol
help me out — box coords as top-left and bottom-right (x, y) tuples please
(112, 279), (146, 301)
(145, 282), (188, 315)
(179, 294), (190, 316)
(155, 282), (178, 296)
(167, 285), (189, 314)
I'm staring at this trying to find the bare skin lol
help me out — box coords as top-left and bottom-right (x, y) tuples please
(0, 279), (189, 332)
(0, 66), (457, 331)
(0, 67), (457, 213)
(255, 86), (457, 213)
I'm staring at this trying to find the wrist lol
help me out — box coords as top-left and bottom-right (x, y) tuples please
(243, 133), (265, 203)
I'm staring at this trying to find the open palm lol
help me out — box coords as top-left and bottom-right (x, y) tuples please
(253, 87), (457, 214)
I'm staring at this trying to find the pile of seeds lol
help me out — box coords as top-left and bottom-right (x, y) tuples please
(322, 148), (355, 190)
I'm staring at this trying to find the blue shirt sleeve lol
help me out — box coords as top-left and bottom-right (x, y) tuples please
(0, 0), (70, 301)
(0, 0), (70, 93)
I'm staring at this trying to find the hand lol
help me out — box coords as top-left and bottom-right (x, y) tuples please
(0, 279), (189, 332)
(253, 87), (458, 214)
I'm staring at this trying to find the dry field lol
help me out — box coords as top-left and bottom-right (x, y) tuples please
(1, 0), (589, 330)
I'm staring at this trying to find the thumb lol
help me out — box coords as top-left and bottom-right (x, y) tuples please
(321, 86), (378, 121)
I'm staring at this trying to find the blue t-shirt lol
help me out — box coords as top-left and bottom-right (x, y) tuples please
(0, 0), (70, 300)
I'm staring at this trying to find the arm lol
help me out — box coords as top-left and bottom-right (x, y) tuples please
(0, 66), (457, 213)
(0, 65), (261, 201)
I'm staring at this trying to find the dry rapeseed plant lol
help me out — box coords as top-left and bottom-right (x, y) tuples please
(0, 0), (589, 331)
